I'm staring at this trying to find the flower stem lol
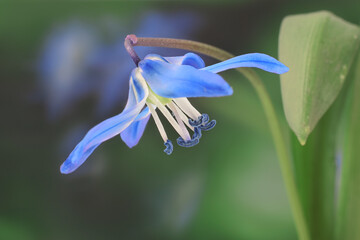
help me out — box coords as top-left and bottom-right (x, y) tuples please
(133, 36), (310, 240)
(124, 34), (141, 66)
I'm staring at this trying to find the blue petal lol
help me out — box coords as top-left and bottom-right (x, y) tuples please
(201, 53), (289, 74)
(165, 53), (205, 69)
(145, 52), (205, 68)
(120, 111), (151, 148)
(144, 54), (169, 62)
(60, 70), (148, 174)
(134, 106), (150, 121)
(138, 60), (233, 98)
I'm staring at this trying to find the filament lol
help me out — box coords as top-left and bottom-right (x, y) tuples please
(171, 101), (194, 131)
(173, 98), (201, 120)
(168, 102), (191, 141)
(148, 94), (189, 141)
(147, 103), (167, 142)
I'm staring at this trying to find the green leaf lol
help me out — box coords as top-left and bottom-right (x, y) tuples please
(291, 79), (348, 240)
(279, 11), (360, 145)
(337, 54), (360, 240)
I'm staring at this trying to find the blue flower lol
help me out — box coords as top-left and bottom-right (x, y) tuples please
(38, 12), (202, 120)
(60, 52), (289, 174)
(94, 11), (202, 116)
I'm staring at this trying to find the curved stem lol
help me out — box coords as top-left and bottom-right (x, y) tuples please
(124, 34), (141, 66)
(134, 37), (310, 240)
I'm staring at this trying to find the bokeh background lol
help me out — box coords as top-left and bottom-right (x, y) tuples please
(1, 0), (359, 239)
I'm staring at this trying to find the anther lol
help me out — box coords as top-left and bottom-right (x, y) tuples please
(177, 137), (200, 148)
(178, 127), (201, 148)
(189, 113), (215, 131)
(199, 119), (216, 131)
(192, 127), (202, 140)
(201, 114), (209, 124)
(189, 115), (203, 127)
(164, 140), (173, 155)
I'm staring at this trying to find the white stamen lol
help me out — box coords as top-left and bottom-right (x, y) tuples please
(171, 101), (194, 131)
(148, 94), (189, 141)
(147, 103), (168, 142)
(168, 102), (191, 141)
(173, 98), (201, 120)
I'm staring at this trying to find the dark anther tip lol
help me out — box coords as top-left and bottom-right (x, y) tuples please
(177, 137), (200, 148)
(193, 127), (202, 140)
(164, 140), (173, 155)
(199, 120), (216, 131)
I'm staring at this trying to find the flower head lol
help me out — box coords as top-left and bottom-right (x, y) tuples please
(38, 12), (202, 120)
(60, 52), (288, 174)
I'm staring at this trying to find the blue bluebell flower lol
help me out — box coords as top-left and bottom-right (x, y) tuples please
(94, 11), (202, 116)
(60, 52), (288, 174)
(38, 12), (202, 120)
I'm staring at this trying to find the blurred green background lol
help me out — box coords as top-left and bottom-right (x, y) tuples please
(1, 1), (359, 239)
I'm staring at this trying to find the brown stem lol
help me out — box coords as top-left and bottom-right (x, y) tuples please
(124, 34), (141, 66)
(135, 37), (232, 61)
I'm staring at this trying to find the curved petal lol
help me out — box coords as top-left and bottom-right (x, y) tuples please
(138, 59), (233, 98)
(165, 53), (205, 69)
(144, 54), (168, 62)
(134, 106), (150, 121)
(201, 53), (289, 74)
(60, 70), (149, 174)
(120, 113), (151, 148)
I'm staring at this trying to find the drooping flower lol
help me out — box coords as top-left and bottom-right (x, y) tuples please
(94, 11), (202, 116)
(37, 12), (202, 120)
(60, 52), (289, 174)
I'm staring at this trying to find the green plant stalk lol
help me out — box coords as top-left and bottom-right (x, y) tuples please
(336, 54), (360, 240)
(134, 37), (310, 240)
(291, 91), (344, 240)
